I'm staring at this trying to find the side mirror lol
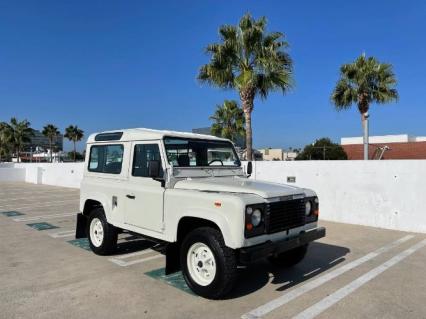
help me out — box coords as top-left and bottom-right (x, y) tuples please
(246, 161), (252, 176)
(148, 160), (161, 178)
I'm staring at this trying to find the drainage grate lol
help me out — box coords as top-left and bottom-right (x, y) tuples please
(145, 268), (194, 295)
(1, 211), (25, 217)
(67, 238), (91, 251)
(27, 222), (59, 231)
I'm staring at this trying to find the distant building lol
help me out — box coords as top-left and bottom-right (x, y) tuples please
(341, 134), (426, 160)
(192, 127), (245, 148)
(23, 129), (64, 152)
(258, 148), (298, 161)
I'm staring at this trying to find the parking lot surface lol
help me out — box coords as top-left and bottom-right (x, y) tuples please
(1, 181), (425, 319)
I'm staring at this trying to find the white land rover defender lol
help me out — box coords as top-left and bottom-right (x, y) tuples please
(77, 128), (325, 298)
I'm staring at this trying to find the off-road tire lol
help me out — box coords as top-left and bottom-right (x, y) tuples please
(86, 207), (118, 255)
(180, 227), (237, 299)
(268, 244), (309, 267)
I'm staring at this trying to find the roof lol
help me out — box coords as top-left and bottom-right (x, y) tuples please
(87, 128), (229, 143)
(341, 134), (426, 145)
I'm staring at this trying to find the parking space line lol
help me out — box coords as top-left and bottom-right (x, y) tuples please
(109, 246), (163, 267)
(292, 239), (426, 319)
(13, 212), (76, 222)
(0, 194), (77, 202)
(0, 199), (77, 210)
(48, 230), (75, 238)
(241, 235), (414, 319)
(109, 254), (163, 267)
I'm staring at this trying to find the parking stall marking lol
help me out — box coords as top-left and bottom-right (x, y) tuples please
(241, 235), (414, 319)
(0, 194), (77, 203)
(109, 246), (163, 267)
(0, 199), (77, 210)
(13, 212), (76, 222)
(292, 239), (426, 319)
(48, 230), (76, 238)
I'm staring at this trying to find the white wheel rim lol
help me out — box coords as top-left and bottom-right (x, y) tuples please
(187, 242), (216, 286)
(89, 218), (104, 247)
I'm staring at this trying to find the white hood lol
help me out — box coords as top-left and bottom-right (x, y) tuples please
(174, 177), (304, 198)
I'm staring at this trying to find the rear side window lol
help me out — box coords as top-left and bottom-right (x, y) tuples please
(88, 144), (124, 174)
(132, 144), (163, 177)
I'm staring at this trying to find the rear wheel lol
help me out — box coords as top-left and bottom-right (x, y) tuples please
(180, 227), (237, 299)
(86, 207), (118, 255)
(268, 244), (308, 267)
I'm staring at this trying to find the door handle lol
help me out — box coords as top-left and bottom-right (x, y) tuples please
(126, 194), (136, 199)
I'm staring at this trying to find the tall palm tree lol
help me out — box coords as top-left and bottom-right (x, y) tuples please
(210, 100), (245, 143)
(42, 124), (60, 163)
(8, 118), (34, 162)
(198, 13), (293, 160)
(331, 54), (398, 159)
(64, 125), (84, 162)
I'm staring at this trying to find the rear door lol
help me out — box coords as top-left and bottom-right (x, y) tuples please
(124, 141), (165, 233)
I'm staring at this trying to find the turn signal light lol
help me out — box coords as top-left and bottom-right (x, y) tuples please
(313, 209), (319, 216)
(246, 223), (253, 231)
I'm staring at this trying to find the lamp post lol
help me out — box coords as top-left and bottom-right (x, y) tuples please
(363, 112), (369, 160)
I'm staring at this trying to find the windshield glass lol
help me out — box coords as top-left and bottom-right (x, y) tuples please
(164, 137), (240, 167)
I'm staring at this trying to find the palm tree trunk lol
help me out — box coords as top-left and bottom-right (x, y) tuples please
(240, 88), (255, 161)
(50, 139), (53, 163)
(361, 112), (369, 160)
(73, 141), (76, 162)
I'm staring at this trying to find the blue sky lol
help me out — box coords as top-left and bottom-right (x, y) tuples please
(1, 1), (425, 151)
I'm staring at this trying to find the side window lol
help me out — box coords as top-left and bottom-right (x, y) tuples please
(132, 144), (163, 177)
(88, 144), (124, 174)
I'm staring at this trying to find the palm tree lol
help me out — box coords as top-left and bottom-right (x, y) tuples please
(198, 13), (293, 160)
(331, 54), (398, 159)
(64, 125), (84, 162)
(0, 121), (12, 162)
(8, 118), (34, 162)
(210, 100), (245, 143)
(42, 124), (60, 163)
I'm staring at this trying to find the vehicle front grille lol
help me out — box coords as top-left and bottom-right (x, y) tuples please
(266, 199), (306, 234)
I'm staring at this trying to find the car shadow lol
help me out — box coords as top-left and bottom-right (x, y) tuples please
(113, 234), (164, 255)
(225, 242), (350, 299)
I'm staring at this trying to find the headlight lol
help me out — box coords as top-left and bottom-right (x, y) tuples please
(251, 209), (262, 227)
(305, 201), (312, 216)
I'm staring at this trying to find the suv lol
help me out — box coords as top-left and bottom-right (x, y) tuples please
(77, 128), (325, 298)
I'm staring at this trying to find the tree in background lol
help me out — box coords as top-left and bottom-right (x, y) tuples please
(331, 54), (398, 160)
(8, 118), (34, 162)
(64, 125), (84, 162)
(296, 138), (348, 160)
(210, 100), (245, 144)
(0, 121), (12, 161)
(42, 124), (60, 163)
(198, 13), (293, 160)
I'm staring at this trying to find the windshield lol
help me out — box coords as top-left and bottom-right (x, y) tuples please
(164, 137), (241, 167)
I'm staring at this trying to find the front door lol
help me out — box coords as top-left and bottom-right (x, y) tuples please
(124, 141), (165, 233)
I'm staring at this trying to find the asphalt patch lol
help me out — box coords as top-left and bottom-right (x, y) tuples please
(145, 268), (195, 295)
(27, 222), (59, 230)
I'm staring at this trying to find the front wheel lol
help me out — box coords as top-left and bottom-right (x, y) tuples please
(180, 227), (237, 299)
(86, 207), (118, 255)
(268, 244), (308, 267)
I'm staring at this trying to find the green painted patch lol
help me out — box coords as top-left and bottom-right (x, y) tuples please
(145, 268), (195, 295)
(1, 211), (25, 217)
(68, 238), (91, 251)
(27, 222), (59, 231)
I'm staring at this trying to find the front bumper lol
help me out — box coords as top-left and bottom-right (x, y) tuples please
(238, 227), (326, 264)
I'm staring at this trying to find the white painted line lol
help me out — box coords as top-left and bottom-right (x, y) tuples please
(0, 194), (77, 202)
(48, 230), (75, 238)
(113, 246), (160, 260)
(0, 199), (77, 210)
(109, 254), (163, 267)
(13, 212), (76, 222)
(292, 239), (426, 319)
(241, 235), (414, 319)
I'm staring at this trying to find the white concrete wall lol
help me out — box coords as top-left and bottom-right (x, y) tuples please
(0, 168), (26, 182)
(250, 160), (426, 234)
(1, 160), (425, 233)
